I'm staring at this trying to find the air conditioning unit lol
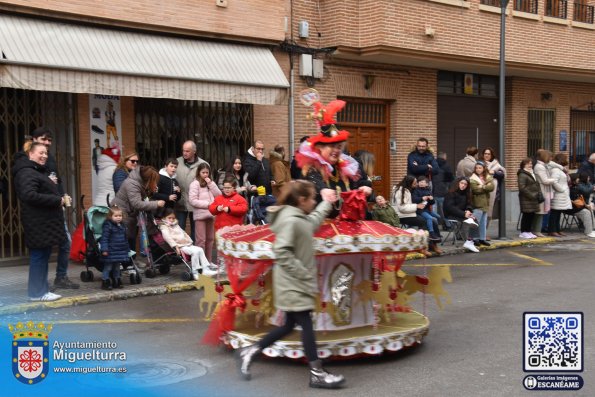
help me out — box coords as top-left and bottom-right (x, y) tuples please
(299, 54), (312, 77)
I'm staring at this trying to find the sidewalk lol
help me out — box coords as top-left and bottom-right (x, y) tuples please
(0, 220), (587, 315)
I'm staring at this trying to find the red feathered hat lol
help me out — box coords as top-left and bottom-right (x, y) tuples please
(300, 89), (350, 145)
(102, 145), (120, 163)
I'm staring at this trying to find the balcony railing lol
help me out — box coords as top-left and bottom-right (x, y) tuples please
(546, 0), (568, 18)
(574, 1), (595, 23)
(514, 0), (538, 13)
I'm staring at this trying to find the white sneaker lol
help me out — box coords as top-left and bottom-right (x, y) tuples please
(587, 231), (595, 238)
(30, 292), (62, 302)
(463, 240), (480, 253)
(201, 267), (218, 277)
(208, 262), (219, 271)
(527, 232), (538, 239)
(464, 218), (479, 227)
(192, 272), (199, 281)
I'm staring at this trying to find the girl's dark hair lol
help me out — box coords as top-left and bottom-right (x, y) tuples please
(397, 175), (417, 203)
(448, 176), (472, 205)
(195, 163), (211, 187)
(277, 180), (315, 207)
(225, 155), (244, 176)
(107, 205), (123, 221)
(519, 157), (532, 170)
(161, 207), (175, 218)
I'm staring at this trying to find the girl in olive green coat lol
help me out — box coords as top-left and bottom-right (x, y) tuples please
(236, 180), (345, 389)
(470, 161), (494, 246)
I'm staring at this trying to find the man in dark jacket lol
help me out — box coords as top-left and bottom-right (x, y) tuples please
(18, 127), (79, 290)
(13, 142), (67, 301)
(244, 140), (275, 195)
(407, 137), (439, 180)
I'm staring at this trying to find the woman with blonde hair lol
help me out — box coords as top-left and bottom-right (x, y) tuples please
(532, 149), (556, 236)
(113, 151), (139, 193)
(481, 147), (506, 235)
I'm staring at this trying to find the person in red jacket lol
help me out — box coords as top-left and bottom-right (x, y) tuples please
(209, 177), (248, 231)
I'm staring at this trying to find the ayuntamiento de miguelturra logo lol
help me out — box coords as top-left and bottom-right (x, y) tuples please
(9, 321), (52, 385)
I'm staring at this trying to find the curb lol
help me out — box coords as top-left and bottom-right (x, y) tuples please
(0, 280), (202, 316)
(0, 235), (580, 316)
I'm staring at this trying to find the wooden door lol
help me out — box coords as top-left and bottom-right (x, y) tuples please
(350, 127), (389, 198)
(337, 99), (390, 198)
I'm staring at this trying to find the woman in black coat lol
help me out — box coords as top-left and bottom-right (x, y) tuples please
(517, 158), (541, 239)
(443, 177), (480, 252)
(13, 142), (66, 301)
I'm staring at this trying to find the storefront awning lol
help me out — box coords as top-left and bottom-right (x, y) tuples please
(0, 14), (289, 105)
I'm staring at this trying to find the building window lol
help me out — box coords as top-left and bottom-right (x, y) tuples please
(437, 71), (498, 97)
(570, 109), (595, 168)
(527, 109), (555, 157)
(134, 99), (253, 173)
(574, 1), (595, 23)
(514, 0), (538, 13)
(545, 0), (568, 19)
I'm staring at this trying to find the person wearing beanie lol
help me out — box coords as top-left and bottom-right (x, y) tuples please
(93, 145), (120, 206)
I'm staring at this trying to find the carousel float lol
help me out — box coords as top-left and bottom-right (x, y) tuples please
(200, 190), (452, 360)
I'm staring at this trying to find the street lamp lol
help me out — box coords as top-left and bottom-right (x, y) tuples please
(498, 0), (509, 239)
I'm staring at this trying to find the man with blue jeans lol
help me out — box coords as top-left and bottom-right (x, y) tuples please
(30, 127), (80, 290)
(175, 140), (208, 242)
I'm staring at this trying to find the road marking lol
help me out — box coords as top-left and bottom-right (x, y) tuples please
(508, 251), (553, 266)
(52, 318), (200, 325)
(403, 263), (538, 268)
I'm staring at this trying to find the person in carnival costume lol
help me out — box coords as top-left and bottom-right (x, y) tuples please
(294, 89), (371, 212)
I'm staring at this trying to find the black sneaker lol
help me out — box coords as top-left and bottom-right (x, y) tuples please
(54, 276), (80, 289)
(478, 240), (491, 247)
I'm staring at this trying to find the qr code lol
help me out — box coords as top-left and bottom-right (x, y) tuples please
(523, 312), (583, 372)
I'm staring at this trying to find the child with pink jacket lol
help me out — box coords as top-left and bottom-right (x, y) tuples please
(188, 163), (221, 262)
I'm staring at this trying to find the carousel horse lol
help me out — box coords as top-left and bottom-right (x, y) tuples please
(397, 266), (452, 309)
(197, 276), (232, 320)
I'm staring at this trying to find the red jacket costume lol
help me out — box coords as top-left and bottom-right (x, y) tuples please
(208, 191), (248, 230)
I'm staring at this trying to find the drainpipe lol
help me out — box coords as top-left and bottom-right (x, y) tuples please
(289, 57), (295, 156)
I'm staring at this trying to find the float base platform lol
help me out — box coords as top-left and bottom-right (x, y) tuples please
(223, 310), (429, 360)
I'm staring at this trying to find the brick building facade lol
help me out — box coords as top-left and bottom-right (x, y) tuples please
(3, 0), (595, 260)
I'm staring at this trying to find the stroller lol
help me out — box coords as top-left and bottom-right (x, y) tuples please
(141, 211), (194, 281)
(246, 194), (275, 225)
(79, 198), (142, 285)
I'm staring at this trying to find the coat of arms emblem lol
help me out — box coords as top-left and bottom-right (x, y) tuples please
(9, 321), (52, 385)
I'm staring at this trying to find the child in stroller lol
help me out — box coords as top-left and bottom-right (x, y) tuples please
(157, 208), (217, 280)
(247, 185), (276, 224)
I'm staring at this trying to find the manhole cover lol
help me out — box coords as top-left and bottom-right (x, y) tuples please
(117, 359), (208, 386)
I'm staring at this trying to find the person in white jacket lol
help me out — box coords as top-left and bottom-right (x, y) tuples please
(158, 208), (216, 279)
(93, 146), (119, 206)
(547, 153), (572, 237)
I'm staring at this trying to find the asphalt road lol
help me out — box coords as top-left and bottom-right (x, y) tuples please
(2, 239), (594, 397)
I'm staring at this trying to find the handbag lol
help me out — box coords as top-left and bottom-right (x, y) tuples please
(536, 191), (545, 204)
(572, 195), (586, 209)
